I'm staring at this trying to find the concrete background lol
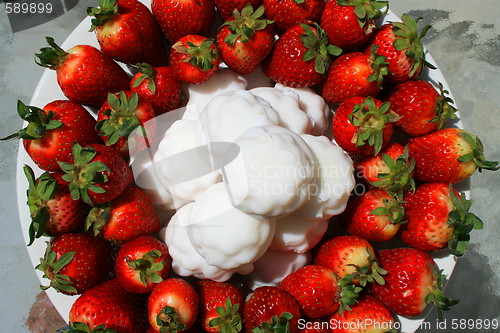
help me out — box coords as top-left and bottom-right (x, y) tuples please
(0, 0), (498, 332)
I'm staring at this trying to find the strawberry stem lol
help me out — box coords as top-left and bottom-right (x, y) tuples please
(172, 38), (219, 72)
(369, 145), (416, 194)
(156, 306), (186, 333)
(300, 23), (342, 74)
(36, 241), (78, 294)
(35, 37), (68, 70)
(222, 4), (273, 45)
(208, 297), (243, 333)
(456, 131), (499, 172)
(426, 266), (458, 321)
(87, 0), (120, 32)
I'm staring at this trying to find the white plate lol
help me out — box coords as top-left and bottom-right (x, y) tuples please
(16, 1), (462, 331)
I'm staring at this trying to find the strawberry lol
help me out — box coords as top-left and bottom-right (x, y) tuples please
(152, 0), (216, 44)
(197, 280), (244, 333)
(320, 0), (389, 52)
(328, 295), (396, 333)
(407, 128), (499, 183)
(366, 13), (434, 84)
(58, 143), (134, 205)
(263, 0), (325, 31)
(87, 0), (168, 66)
(243, 286), (300, 333)
(2, 100), (100, 172)
(384, 80), (458, 136)
(214, 0), (262, 21)
(148, 278), (200, 333)
(355, 143), (415, 194)
(130, 63), (182, 115)
(314, 235), (386, 286)
(67, 278), (148, 332)
(36, 233), (113, 295)
(170, 35), (221, 84)
(370, 247), (458, 319)
(216, 5), (274, 75)
(115, 235), (172, 294)
(86, 186), (161, 244)
(280, 265), (359, 318)
(96, 91), (157, 156)
(322, 47), (389, 104)
(399, 183), (483, 256)
(35, 37), (130, 108)
(262, 22), (341, 88)
(23, 165), (90, 245)
(341, 189), (405, 242)
(331, 97), (397, 156)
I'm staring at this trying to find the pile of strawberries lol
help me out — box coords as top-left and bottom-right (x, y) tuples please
(3, 0), (499, 332)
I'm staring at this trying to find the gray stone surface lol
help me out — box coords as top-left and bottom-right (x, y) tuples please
(0, 0), (498, 332)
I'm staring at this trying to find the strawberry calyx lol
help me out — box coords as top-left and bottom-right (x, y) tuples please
(127, 249), (165, 286)
(96, 91), (142, 146)
(337, 0), (389, 30)
(172, 38), (219, 72)
(370, 146), (416, 194)
(60, 322), (118, 333)
(336, 277), (362, 315)
(348, 98), (399, 155)
(300, 23), (342, 74)
(447, 185), (484, 256)
(430, 83), (458, 130)
(456, 131), (499, 171)
(426, 266), (458, 321)
(1, 100), (63, 141)
(85, 203), (112, 236)
(370, 190), (407, 225)
(35, 37), (69, 70)
(156, 305), (186, 333)
(36, 241), (77, 294)
(131, 63), (157, 94)
(390, 13), (435, 76)
(59, 143), (110, 205)
(222, 4), (273, 45)
(252, 312), (293, 333)
(367, 45), (389, 88)
(87, 0), (119, 32)
(208, 297), (243, 333)
(343, 247), (387, 287)
(24, 165), (59, 246)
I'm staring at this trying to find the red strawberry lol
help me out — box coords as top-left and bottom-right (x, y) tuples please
(384, 80), (458, 136)
(36, 233), (113, 295)
(322, 48), (389, 104)
(280, 265), (358, 318)
(2, 100), (100, 172)
(35, 37), (130, 108)
(399, 183), (483, 255)
(328, 295), (396, 333)
(216, 5), (274, 75)
(170, 35), (221, 84)
(366, 13), (434, 84)
(148, 278), (199, 332)
(262, 22), (341, 88)
(87, 0), (168, 66)
(355, 143), (415, 193)
(243, 286), (300, 333)
(96, 91), (157, 156)
(314, 235), (386, 286)
(320, 0), (389, 52)
(341, 189), (405, 242)
(86, 186), (161, 244)
(152, 0), (216, 44)
(197, 280), (244, 333)
(115, 235), (172, 294)
(215, 0), (262, 21)
(67, 278), (148, 332)
(332, 96), (397, 156)
(408, 128), (499, 183)
(130, 63), (182, 115)
(59, 143), (134, 205)
(263, 0), (325, 31)
(24, 165), (90, 245)
(370, 247), (458, 318)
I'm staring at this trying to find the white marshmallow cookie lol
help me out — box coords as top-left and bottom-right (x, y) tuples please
(188, 183), (276, 270)
(298, 135), (355, 220)
(160, 203), (254, 282)
(225, 125), (316, 218)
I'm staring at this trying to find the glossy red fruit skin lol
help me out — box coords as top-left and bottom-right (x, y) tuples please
(152, 0), (216, 44)
(328, 295), (395, 333)
(215, 0), (262, 21)
(243, 286), (300, 333)
(69, 279), (149, 332)
(263, 0), (324, 31)
(322, 52), (381, 104)
(23, 100), (101, 172)
(370, 247), (437, 317)
(355, 142), (406, 185)
(115, 235), (171, 294)
(130, 66), (182, 115)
